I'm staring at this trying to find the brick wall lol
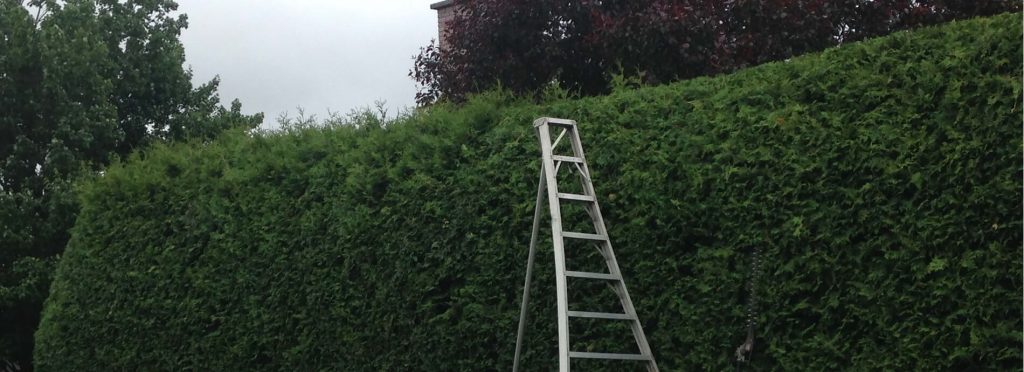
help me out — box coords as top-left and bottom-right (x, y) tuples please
(431, 0), (457, 50)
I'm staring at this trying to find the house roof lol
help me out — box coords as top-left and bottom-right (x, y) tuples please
(430, 0), (455, 10)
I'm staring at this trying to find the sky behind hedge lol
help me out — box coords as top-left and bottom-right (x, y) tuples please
(177, 0), (437, 128)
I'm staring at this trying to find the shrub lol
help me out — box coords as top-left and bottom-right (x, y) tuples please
(36, 13), (1022, 371)
(411, 0), (1021, 104)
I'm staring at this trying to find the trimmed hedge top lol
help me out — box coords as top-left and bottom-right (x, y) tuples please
(36, 13), (1022, 371)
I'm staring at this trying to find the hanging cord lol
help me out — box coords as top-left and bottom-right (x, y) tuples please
(735, 243), (764, 365)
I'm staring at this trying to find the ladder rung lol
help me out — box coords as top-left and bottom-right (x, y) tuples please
(561, 232), (607, 241)
(568, 311), (635, 320)
(551, 155), (583, 163)
(557, 193), (595, 202)
(537, 117), (576, 127)
(565, 271), (619, 280)
(569, 352), (651, 361)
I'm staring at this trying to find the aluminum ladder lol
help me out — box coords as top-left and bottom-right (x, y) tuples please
(513, 117), (658, 372)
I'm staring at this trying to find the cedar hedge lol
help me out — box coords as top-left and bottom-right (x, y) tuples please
(35, 13), (1022, 371)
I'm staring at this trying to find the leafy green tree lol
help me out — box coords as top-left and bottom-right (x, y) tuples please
(0, 0), (262, 369)
(1, 1), (117, 368)
(92, 0), (262, 152)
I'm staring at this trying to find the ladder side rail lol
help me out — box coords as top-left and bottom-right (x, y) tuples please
(512, 167), (547, 372)
(567, 126), (660, 372)
(535, 119), (572, 372)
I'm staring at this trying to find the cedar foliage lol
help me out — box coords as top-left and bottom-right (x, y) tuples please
(36, 14), (1022, 371)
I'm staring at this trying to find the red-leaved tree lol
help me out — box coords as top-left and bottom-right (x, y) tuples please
(411, 0), (1019, 105)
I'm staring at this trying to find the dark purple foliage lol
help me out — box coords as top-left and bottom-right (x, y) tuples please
(411, 0), (1019, 105)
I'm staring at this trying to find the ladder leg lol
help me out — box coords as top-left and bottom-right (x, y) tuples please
(513, 168), (546, 372)
(537, 123), (571, 372)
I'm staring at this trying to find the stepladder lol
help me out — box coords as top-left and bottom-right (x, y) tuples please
(513, 117), (658, 372)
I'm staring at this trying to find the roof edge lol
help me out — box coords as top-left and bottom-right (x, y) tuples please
(430, 0), (455, 10)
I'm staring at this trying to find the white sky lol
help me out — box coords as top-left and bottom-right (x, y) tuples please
(176, 0), (439, 129)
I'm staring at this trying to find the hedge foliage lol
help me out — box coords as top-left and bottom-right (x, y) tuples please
(36, 14), (1022, 371)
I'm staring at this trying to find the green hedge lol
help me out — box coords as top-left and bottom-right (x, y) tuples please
(36, 14), (1022, 371)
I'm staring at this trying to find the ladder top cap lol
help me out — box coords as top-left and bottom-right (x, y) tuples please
(533, 117), (577, 127)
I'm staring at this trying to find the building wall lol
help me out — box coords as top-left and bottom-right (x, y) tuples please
(431, 1), (458, 50)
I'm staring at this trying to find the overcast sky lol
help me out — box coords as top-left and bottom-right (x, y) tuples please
(176, 0), (439, 129)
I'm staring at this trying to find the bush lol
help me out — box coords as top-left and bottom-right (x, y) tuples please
(36, 14), (1022, 371)
(411, 0), (1021, 104)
